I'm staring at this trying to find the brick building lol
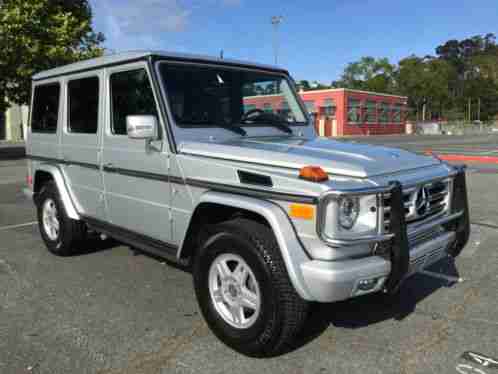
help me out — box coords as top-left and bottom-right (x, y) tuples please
(243, 88), (408, 136)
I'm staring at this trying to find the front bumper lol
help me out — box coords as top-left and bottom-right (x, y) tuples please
(300, 166), (470, 303)
(301, 230), (456, 302)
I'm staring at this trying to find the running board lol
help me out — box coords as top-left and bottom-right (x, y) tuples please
(81, 215), (186, 265)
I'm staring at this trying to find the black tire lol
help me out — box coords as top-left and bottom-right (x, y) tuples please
(36, 181), (86, 256)
(193, 218), (308, 357)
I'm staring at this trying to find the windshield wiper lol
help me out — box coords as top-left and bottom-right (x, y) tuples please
(217, 124), (247, 136)
(240, 114), (293, 135)
(266, 121), (293, 134)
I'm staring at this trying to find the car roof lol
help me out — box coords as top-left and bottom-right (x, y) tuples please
(32, 50), (288, 81)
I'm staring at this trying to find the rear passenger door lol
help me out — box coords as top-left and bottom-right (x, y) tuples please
(102, 63), (173, 246)
(61, 73), (105, 219)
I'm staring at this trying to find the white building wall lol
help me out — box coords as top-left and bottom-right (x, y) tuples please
(3, 103), (29, 141)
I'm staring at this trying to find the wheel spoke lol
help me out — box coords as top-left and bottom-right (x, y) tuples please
(234, 262), (249, 283)
(212, 288), (223, 303)
(240, 287), (258, 310)
(216, 261), (231, 279)
(229, 304), (244, 325)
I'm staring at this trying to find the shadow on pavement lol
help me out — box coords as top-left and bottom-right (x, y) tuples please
(290, 257), (460, 353)
(74, 235), (122, 256)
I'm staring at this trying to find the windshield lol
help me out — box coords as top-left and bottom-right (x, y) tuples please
(158, 63), (307, 130)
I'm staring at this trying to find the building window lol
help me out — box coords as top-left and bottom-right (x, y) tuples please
(32, 83), (60, 133)
(304, 100), (316, 114)
(263, 103), (273, 113)
(392, 103), (402, 123)
(365, 100), (377, 123)
(322, 98), (336, 117)
(110, 69), (158, 135)
(68, 76), (99, 134)
(347, 98), (361, 123)
(379, 102), (390, 123)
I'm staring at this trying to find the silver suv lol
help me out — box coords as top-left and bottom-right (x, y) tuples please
(25, 51), (470, 356)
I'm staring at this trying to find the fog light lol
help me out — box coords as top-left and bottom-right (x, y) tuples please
(357, 278), (379, 292)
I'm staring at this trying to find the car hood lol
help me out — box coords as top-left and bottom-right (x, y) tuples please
(178, 136), (440, 178)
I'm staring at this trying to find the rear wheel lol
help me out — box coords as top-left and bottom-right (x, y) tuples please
(36, 181), (86, 256)
(193, 218), (308, 357)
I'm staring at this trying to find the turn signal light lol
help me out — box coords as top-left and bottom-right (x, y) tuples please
(289, 203), (315, 220)
(299, 166), (329, 182)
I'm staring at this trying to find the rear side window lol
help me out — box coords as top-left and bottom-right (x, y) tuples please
(110, 69), (158, 135)
(68, 76), (99, 134)
(32, 83), (60, 133)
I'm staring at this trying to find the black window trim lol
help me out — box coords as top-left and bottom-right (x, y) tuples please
(31, 82), (61, 134)
(66, 74), (100, 135)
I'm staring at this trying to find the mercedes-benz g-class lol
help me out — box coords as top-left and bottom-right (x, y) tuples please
(25, 51), (470, 356)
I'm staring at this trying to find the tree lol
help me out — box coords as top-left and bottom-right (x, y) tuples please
(0, 0), (105, 112)
(335, 56), (396, 93)
(296, 80), (311, 91)
(397, 56), (456, 120)
(435, 33), (498, 121)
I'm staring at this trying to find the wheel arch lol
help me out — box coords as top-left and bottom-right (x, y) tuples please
(179, 191), (314, 300)
(33, 164), (80, 220)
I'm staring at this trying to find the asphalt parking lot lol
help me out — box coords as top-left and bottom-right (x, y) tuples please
(346, 133), (498, 157)
(1, 135), (498, 374)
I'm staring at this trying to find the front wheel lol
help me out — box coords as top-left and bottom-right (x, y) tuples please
(193, 218), (308, 357)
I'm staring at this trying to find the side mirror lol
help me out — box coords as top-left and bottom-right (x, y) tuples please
(126, 115), (158, 140)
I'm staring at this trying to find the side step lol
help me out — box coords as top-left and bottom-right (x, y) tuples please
(81, 215), (189, 266)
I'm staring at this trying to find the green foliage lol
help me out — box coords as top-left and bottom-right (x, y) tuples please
(335, 33), (498, 121)
(334, 56), (397, 93)
(0, 0), (105, 112)
(296, 80), (311, 91)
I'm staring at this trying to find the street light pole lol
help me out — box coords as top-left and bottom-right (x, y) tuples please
(271, 16), (283, 65)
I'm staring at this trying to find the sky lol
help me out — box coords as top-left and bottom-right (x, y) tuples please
(90, 0), (498, 84)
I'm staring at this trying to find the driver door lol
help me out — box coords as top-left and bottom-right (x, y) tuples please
(102, 62), (173, 247)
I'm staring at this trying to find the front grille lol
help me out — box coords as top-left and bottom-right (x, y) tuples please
(383, 179), (452, 235)
(408, 246), (445, 274)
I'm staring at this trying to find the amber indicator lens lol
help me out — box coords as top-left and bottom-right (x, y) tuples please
(299, 166), (329, 182)
(289, 204), (315, 220)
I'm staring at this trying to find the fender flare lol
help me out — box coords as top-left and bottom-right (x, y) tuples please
(34, 164), (81, 220)
(194, 191), (314, 301)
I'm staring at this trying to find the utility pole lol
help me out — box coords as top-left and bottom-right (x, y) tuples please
(271, 16), (283, 65)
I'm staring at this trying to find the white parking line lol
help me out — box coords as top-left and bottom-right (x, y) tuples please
(0, 221), (37, 231)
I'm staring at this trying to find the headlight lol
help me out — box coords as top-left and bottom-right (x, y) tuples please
(338, 196), (360, 229)
(320, 194), (379, 241)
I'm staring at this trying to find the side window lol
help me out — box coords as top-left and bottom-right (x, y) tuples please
(32, 83), (60, 133)
(110, 69), (158, 135)
(68, 76), (99, 134)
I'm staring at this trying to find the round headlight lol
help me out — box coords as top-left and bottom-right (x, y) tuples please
(338, 196), (360, 230)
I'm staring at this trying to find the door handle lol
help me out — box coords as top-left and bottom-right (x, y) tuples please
(104, 163), (115, 172)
